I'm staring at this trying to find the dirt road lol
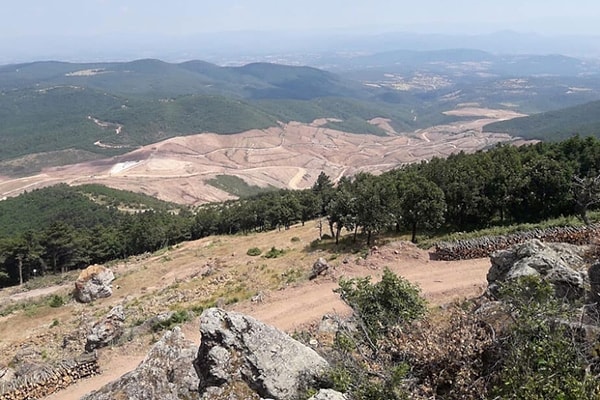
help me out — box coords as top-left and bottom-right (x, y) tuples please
(39, 244), (490, 400)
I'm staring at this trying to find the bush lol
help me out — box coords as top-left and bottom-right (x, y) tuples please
(48, 294), (65, 308)
(335, 267), (427, 344)
(264, 246), (285, 259)
(151, 310), (190, 332)
(319, 269), (425, 400)
(491, 276), (600, 399)
(246, 247), (262, 256)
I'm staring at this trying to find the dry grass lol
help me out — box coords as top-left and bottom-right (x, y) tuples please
(0, 221), (492, 400)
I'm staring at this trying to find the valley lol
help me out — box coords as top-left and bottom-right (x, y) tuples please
(0, 107), (525, 205)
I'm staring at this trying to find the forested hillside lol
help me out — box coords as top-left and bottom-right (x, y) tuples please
(483, 100), (600, 141)
(0, 59), (457, 164)
(2, 135), (599, 288)
(4, 54), (600, 170)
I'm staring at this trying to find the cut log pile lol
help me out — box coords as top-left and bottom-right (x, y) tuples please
(0, 354), (99, 400)
(435, 224), (600, 261)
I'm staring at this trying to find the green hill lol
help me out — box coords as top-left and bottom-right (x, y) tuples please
(0, 58), (461, 168)
(483, 100), (600, 141)
(1, 59), (451, 168)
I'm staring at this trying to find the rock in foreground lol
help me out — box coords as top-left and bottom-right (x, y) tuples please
(487, 239), (587, 300)
(82, 327), (199, 400)
(194, 307), (330, 400)
(74, 265), (114, 303)
(85, 305), (126, 352)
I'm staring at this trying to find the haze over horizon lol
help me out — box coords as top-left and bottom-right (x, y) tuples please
(2, 0), (600, 63)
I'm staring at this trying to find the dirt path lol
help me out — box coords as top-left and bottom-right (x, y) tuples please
(6, 283), (72, 302)
(40, 252), (490, 399)
(235, 256), (489, 331)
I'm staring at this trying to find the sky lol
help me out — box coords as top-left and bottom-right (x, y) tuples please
(3, 0), (600, 38)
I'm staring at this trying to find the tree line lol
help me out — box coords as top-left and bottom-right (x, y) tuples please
(2, 135), (600, 287)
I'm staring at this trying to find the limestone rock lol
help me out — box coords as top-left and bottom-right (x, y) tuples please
(74, 265), (114, 303)
(309, 257), (330, 280)
(82, 327), (199, 400)
(194, 308), (329, 400)
(487, 239), (586, 300)
(309, 389), (347, 400)
(85, 305), (125, 352)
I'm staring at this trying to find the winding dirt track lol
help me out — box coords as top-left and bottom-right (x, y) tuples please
(0, 109), (526, 205)
(39, 248), (488, 400)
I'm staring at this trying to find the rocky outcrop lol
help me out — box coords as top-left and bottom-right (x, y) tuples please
(82, 327), (199, 400)
(85, 305), (125, 352)
(309, 389), (347, 400)
(487, 239), (587, 300)
(309, 257), (330, 280)
(74, 265), (114, 303)
(194, 308), (330, 400)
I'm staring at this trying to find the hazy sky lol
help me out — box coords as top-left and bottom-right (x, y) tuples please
(3, 0), (600, 37)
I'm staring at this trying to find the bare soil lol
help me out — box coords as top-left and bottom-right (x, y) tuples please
(0, 108), (528, 205)
(0, 223), (490, 400)
(0, 107), (515, 398)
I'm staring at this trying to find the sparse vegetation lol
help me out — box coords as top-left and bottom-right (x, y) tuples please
(321, 270), (600, 399)
(207, 175), (274, 198)
(151, 310), (191, 332)
(263, 246), (286, 259)
(246, 247), (262, 256)
(48, 294), (65, 308)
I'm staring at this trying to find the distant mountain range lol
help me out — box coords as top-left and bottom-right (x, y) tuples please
(2, 48), (600, 169)
(3, 30), (600, 65)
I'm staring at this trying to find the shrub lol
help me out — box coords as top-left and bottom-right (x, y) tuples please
(151, 310), (190, 332)
(290, 236), (301, 242)
(264, 246), (285, 259)
(246, 247), (262, 256)
(491, 276), (600, 399)
(335, 267), (427, 344)
(48, 294), (65, 308)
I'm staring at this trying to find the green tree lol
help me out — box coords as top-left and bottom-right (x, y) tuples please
(40, 222), (86, 274)
(335, 268), (427, 347)
(571, 173), (600, 225)
(492, 276), (600, 399)
(396, 173), (446, 243)
(353, 172), (395, 246)
(326, 176), (357, 244)
(313, 172), (336, 236)
(487, 144), (526, 223)
(518, 157), (573, 221)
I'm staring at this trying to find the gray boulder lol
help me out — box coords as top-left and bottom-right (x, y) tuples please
(487, 239), (586, 300)
(85, 305), (125, 352)
(308, 389), (347, 400)
(82, 327), (199, 400)
(194, 308), (329, 400)
(309, 257), (330, 280)
(74, 265), (114, 303)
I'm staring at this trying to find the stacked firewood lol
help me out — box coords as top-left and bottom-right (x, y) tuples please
(435, 224), (600, 261)
(0, 355), (99, 400)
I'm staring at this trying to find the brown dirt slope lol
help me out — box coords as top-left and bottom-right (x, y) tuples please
(0, 108), (526, 205)
(0, 222), (490, 400)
